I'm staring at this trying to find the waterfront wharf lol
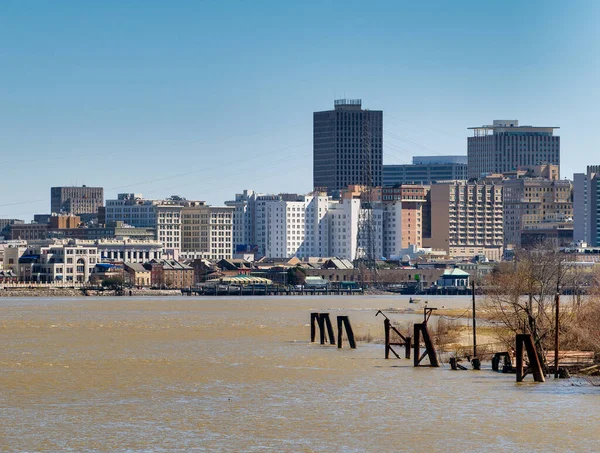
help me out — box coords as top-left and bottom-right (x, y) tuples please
(181, 285), (365, 297)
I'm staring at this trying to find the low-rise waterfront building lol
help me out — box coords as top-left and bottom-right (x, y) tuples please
(124, 262), (151, 287)
(6, 240), (100, 283)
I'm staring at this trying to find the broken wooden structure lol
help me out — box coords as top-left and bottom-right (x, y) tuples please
(491, 352), (514, 373)
(413, 307), (440, 367)
(310, 313), (356, 349)
(376, 310), (411, 359)
(337, 315), (356, 349)
(515, 333), (545, 382)
(449, 357), (467, 370)
(310, 312), (335, 345)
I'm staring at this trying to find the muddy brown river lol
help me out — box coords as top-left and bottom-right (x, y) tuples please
(0, 296), (597, 452)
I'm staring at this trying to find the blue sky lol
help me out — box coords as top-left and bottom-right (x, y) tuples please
(1, 0), (598, 220)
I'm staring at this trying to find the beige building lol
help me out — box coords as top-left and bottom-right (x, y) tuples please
(155, 202), (182, 255)
(503, 176), (573, 248)
(180, 203), (234, 260)
(124, 262), (151, 286)
(427, 181), (503, 261)
(381, 185), (428, 257)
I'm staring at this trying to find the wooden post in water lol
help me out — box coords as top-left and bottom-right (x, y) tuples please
(323, 314), (336, 345)
(413, 323), (440, 367)
(337, 316), (356, 349)
(384, 318), (391, 359)
(516, 333), (545, 383)
(413, 324), (421, 367)
(310, 312), (335, 345)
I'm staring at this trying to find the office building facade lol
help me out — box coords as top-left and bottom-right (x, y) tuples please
(383, 156), (467, 186)
(428, 181), (504, 260)
(467, 120), (560, 179)
(51, 186), (104, 216)
(574, 165), (600, 246)
(503, 176), (573, 248)
(313, 99), (383, 193)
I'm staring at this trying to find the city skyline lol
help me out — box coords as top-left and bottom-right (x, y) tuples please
(2, 1), (599, 219)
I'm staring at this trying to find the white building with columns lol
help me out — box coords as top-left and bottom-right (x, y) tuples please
(5, 240), (100, 283)
(76, 238), (164, 263)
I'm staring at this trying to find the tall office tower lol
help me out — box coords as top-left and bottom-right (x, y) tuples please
(313, 99), (383, 194)
(574, 165), (600, 245)
(383, 156), (468, 186)
(51, 186), (104, 215)
(427, 180), (504, 261)
(467, 120), (560, 179)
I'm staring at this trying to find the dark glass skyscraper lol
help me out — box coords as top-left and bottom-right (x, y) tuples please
(313, 99), (383, 193)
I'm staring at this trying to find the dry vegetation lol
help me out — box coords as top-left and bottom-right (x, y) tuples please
(480, 244), (600, 370)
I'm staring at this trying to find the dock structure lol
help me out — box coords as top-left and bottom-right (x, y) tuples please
(376, 310), (411, 359)
(515, 334), (545, 383)
(413, 308), (440, 367)
(182, 285), (364, 297)
(310, 313), (335, 345)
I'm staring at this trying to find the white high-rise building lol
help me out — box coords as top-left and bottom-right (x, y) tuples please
(231, 189), (389, 261)
(225, 190), (263, 253)
(256, 194), (330, 259)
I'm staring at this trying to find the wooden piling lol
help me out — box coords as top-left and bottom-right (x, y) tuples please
(337, 316), (356, 349)
(516, 333), (545, 382)
(413, 324), (421, 367)
(322, 313), (336, 345)
(413, 323), (439, 367)
(310, 312), (335, 345)
(381, 316), (411, 359)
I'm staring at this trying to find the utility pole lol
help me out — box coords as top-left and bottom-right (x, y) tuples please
(472, 279), (477, 359)
(554, 291), (560, 378)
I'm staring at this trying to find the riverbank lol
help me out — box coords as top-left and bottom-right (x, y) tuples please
(0, 287), (182, 297)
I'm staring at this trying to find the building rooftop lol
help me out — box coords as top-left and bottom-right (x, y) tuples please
(468, 120), (559, 136)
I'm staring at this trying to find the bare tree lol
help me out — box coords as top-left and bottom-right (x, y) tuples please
(483, 243), (572, 371)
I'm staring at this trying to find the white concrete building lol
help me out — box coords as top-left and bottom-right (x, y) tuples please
(255, 194), (331, 259)
(5, 240), (100, 283)
(105, 193), (159, 228)
(224, 190), (263, 253)
(233, 189), (389, 261)
(76, 238), (164, 263)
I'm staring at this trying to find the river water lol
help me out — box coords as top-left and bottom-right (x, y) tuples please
(0, 295), (597, 452)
